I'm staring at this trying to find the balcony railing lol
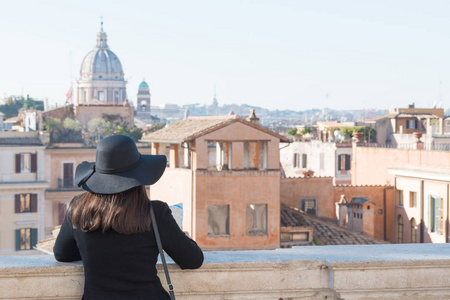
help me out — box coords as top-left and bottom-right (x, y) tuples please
(57, 178), (81, 190)
(1, 244), (450, 299)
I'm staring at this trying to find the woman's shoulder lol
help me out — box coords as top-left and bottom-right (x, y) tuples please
(150, 200), (169, 211)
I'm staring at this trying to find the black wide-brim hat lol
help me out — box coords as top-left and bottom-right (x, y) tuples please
(75, 135), (167, 194)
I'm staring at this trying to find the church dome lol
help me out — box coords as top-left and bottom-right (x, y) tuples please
(79, 26), (124, 81)
(139, 81), (149, 90)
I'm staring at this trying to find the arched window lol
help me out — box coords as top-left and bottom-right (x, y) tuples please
(411, 218), (417, 243)
(397, 215), (404, 243)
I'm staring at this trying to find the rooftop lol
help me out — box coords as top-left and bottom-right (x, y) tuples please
(143, 115), (288, 143)
(281, 204), (383, 245)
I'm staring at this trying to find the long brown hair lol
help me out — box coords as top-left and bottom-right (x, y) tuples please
(67, 186), (151, 234)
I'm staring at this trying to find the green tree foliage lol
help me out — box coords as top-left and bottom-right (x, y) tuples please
(115, 126), (143, 142)
(63, 118), (82, 132)
(87, 118), (112, 141)
(287, 128), (297, 136)
(0, 96), (44, 118)
(339, 126), (376, 142)
(148, 122), (166, 132)
(300, 127), (314, 135)
(43, 117), (63, 132)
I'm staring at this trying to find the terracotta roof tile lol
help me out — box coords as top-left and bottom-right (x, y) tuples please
(281, 203), (385, 246)
(143, 115), (288, 143)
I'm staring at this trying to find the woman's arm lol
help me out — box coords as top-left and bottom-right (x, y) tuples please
(153, 201), (204, 269)
(53, 216), (82, 262)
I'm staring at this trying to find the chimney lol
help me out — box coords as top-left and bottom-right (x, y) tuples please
(246, 109), (259, 125)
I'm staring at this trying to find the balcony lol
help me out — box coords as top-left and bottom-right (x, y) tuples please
(1, 244), (450, 299)
(56, 178), (82, 191)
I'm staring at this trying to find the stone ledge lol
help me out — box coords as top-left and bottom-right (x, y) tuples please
(1, 244), (450, 299)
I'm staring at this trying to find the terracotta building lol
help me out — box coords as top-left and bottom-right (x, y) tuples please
(280, 176), (394, 242)
(143, 112), (289, 250)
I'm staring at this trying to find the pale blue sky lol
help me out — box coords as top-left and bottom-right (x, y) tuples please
(1, 0), (450, 111)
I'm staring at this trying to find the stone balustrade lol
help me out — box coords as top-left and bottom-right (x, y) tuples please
(1, 244), (450, 299)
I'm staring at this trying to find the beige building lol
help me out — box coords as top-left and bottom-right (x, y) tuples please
(44, 143), (152, 236)
(0, 132), (48, 254)
(367, 103), (445, 146)
(143, 112), (288, 250)
(388, 165), (450, 244)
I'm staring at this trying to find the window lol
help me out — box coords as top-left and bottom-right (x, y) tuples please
(300, 198), (316, 216)
(410, 192), (417, 208)
(208, 141), (232, 171)
(397, 215), (404, 244)
(293, 153), (300, 168)
(15, 194), (37, 213)
(246, 204), (267, 235)
(114, 91), (119, 102)
(208, 205), (229, 236)
(62, 162), (74, 188)
(98, 91), (105, 101)
(411, 218), (417, 243)
(429, 195), (442, 234)
(406, 119), (418, 129)
(141, 102), (146, 112)
(15, 228), (37, 251)
(207, 142), (217, 169)
(84, 90), (87, 102)
(217, 142), (232, 171)
(15, 153), (37, 173)
(302, 154), (307, 168)
(338, 154), (351, 171)
(244, 141), (267, 170)
(398, 190), (404, 206)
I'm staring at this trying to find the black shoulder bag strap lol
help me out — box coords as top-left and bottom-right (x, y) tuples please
(150, 201), (176, 300)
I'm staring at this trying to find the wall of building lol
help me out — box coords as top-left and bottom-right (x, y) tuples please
(0, 135), (48, 253)
(194, 170), (280, 250)
(352, 146), (450, 186)
(74, 105), (134, 128)
(280, 177), (394, 241)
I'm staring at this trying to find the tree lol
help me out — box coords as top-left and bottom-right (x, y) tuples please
(287, 128), (297, 136)
(115, 126), (143, 142)
(0, 96), (44, 118)
(63, 118), (82, 132)
(43, 117), (63, 132)
(87, 118), (112, 142)
(301, 127), (314, 135)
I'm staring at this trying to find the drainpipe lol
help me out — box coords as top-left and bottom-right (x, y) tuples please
(384, 186), (393, 241)
(420, 179), (424, 243)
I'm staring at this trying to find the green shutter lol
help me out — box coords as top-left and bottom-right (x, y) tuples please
(15, 229), (21, 251)
(436, 197), (442, 235)
(30, 228), (38, 249)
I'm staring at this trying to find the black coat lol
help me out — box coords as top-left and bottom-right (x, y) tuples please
(54, 200), (204, 300)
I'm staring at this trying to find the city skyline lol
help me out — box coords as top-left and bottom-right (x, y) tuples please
(1, 0), (450, 111)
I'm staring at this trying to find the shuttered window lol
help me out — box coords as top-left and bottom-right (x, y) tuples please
(429, 195), (442, 234)
(14, 194), (37, 213)
(15, 153), (37, 173)
(15, 228), (37, 251)
(338, 154), (351, 171)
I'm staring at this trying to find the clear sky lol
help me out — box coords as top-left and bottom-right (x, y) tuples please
(1, 0), (450, 111)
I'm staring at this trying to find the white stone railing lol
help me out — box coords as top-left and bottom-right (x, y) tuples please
(1, 244), (450, 299)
